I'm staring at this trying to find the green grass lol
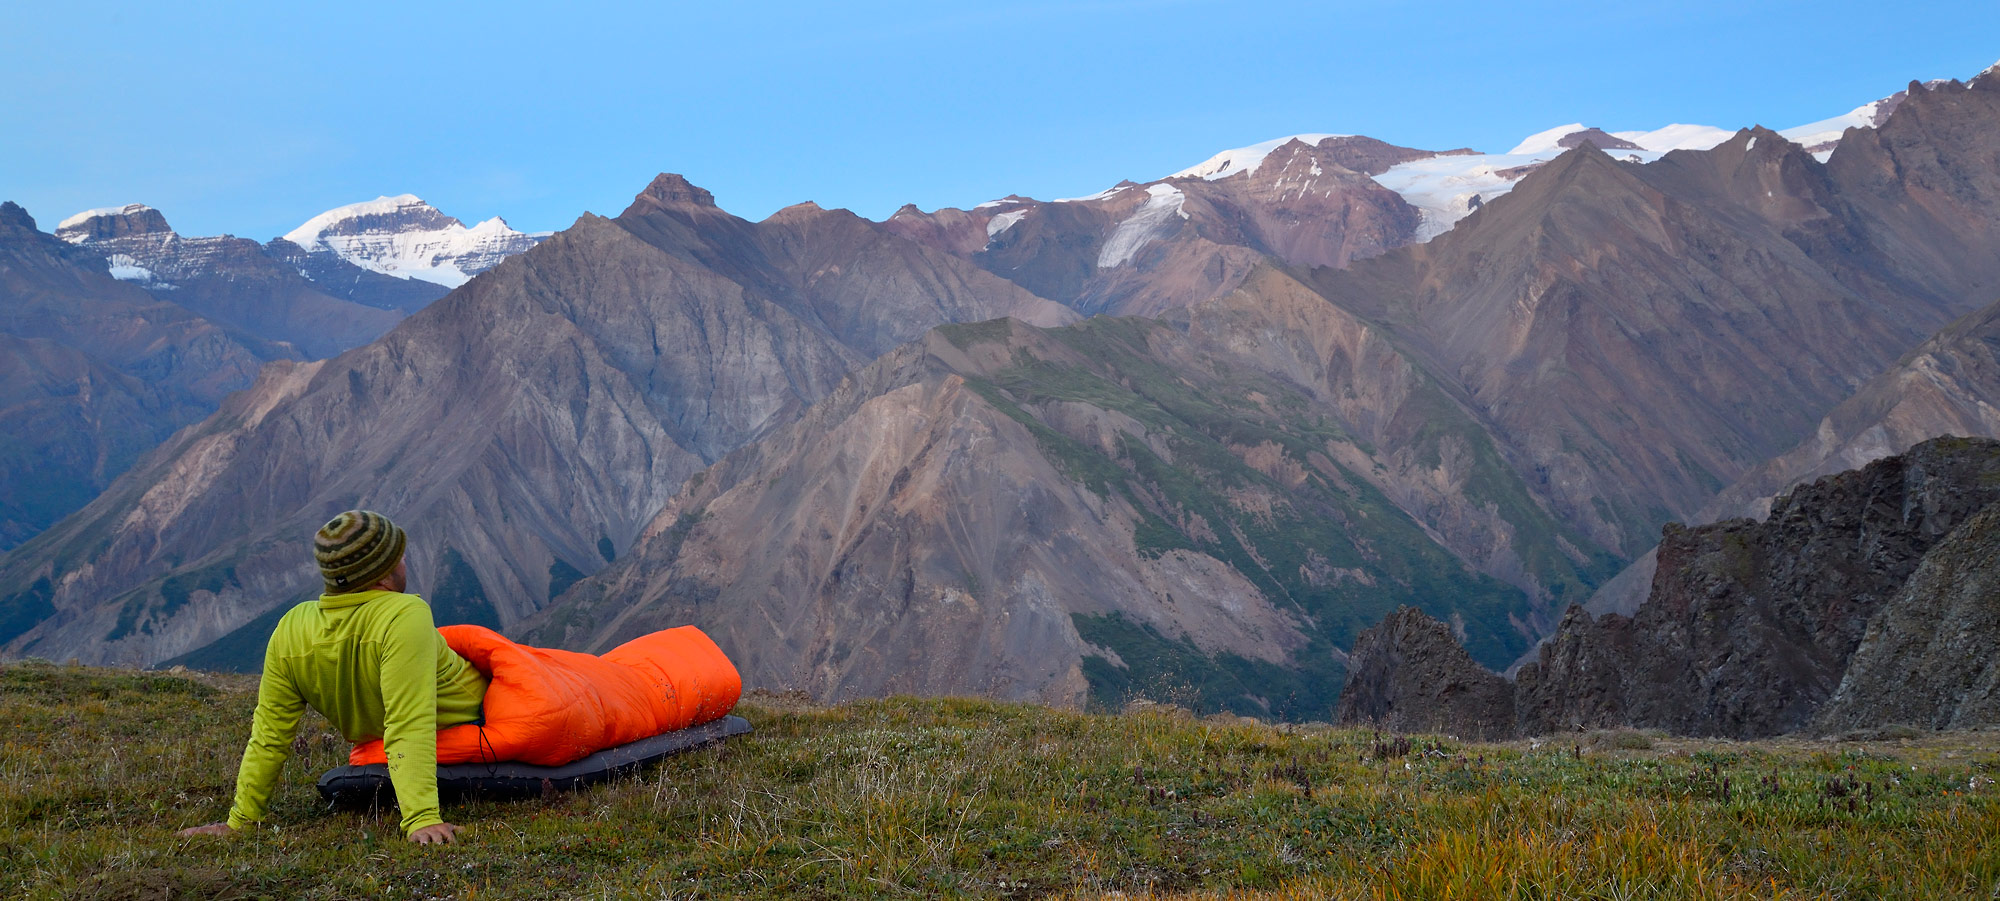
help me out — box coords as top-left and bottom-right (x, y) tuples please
(6, 663), (1999, 899)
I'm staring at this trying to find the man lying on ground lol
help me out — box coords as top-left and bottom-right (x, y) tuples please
(179, 510), (485, 845)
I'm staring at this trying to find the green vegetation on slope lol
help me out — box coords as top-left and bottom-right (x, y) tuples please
(952, 318), (1597, 713)
(1072, 612), (1344, 722)
(5, 664), (1998, 899)
(430, 547), (502, 631)
(0, 577), (53, 646)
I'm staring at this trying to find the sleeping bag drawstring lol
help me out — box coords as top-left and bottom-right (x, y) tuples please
(476, 723), (498, 771)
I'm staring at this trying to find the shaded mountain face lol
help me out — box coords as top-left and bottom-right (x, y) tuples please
(0, 203), (283, 552)
(883, 136), (1449, 317)
(1591, 287), (2000, 619)
(524, 271), (1617, 718)
(1703, 294), (2000, 523)
(0, 175), (1076, 669)
(55, 204), (421, 358)
(1308, 74), (2000, 557)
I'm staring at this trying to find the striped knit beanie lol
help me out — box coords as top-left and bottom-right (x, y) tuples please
(314, 510), (407, 594)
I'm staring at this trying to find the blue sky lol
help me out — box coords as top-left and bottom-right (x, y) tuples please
(4, 1), (1996, 239)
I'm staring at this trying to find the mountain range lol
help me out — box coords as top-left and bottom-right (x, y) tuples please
(7, 66), (2000, 730)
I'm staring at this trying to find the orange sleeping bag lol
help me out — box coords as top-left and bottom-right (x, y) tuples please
(349, 624), (741, 767)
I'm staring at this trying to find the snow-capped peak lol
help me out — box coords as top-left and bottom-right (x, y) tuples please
(1506, 124), (1590, 156)
(282, 195), (540, 288)
(1609, 124), (1735, 153)
(1097, 184), (1189, 268)
(281, 195), (458, 248)
(1171, 134), (1351, 180)
(57, 204), (158, 233)
(1513, 123), (1734, 156)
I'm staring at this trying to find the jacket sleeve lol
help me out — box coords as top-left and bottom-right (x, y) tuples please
(379, 600), (444, 835)
(225, 636), (306, 830)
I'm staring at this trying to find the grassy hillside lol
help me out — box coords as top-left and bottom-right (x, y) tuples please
(4, 662), (1998, 899)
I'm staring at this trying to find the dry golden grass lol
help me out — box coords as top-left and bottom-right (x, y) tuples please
(4, 662), (1997, 899)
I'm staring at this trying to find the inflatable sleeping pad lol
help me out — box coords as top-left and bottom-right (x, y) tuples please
(318, 623), (746, 803)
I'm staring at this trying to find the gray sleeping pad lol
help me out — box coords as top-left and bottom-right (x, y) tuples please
(317, 714), (752, 805)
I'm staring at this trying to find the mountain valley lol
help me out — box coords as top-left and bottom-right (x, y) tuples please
(7, 67), (2000, 735)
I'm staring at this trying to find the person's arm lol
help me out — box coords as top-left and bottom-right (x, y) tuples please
(222, 638), (307, 831)
(379, 601), (446, 837)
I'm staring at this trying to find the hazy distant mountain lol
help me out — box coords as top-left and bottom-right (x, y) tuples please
(0, 202), (284, 552)
(54, 203), (416, 357)
(0, 174), (1073, 669)
(883, 135), (1464, 318)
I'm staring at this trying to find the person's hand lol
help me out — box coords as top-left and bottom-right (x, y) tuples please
(177, 823), (235, 837)
(408, 822), (462, 845)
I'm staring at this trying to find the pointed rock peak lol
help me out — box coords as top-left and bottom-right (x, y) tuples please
(1499, 141), (1635, 204)
(761, 200), (829, 224)
(632, 173), (717, 209)
(1555, 127), (1645, 152)
(1741, 124), (1797, 149)
(891, 203), (925, 218)
(0, 201), (36, 233)
(1514, 125), (1648, 155)
(55, 203), (174, 243)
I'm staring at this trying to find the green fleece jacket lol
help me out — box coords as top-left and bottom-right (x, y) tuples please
(226, 590), (488, 835)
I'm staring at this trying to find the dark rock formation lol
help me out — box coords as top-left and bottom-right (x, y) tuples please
(1556, 127), (1646, 152)
(1335, 607), (1515, 739)
(1607, 437), (2000, 737)
(1346, 438), (2000, 738)
(1511, 605), (1635, 734)
(1818, 501), (2000, 730)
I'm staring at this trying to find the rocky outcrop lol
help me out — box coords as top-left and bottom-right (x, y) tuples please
(1511, 605), (1635, 734)
(1342, 438), (2000, 738)
(1818, 501), (2000, 730)
(1335, 607), (1515, 739)
(1587, 437), (2000, 737)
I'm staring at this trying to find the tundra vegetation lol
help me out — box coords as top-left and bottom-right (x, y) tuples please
(4, 662), (1997, 899)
